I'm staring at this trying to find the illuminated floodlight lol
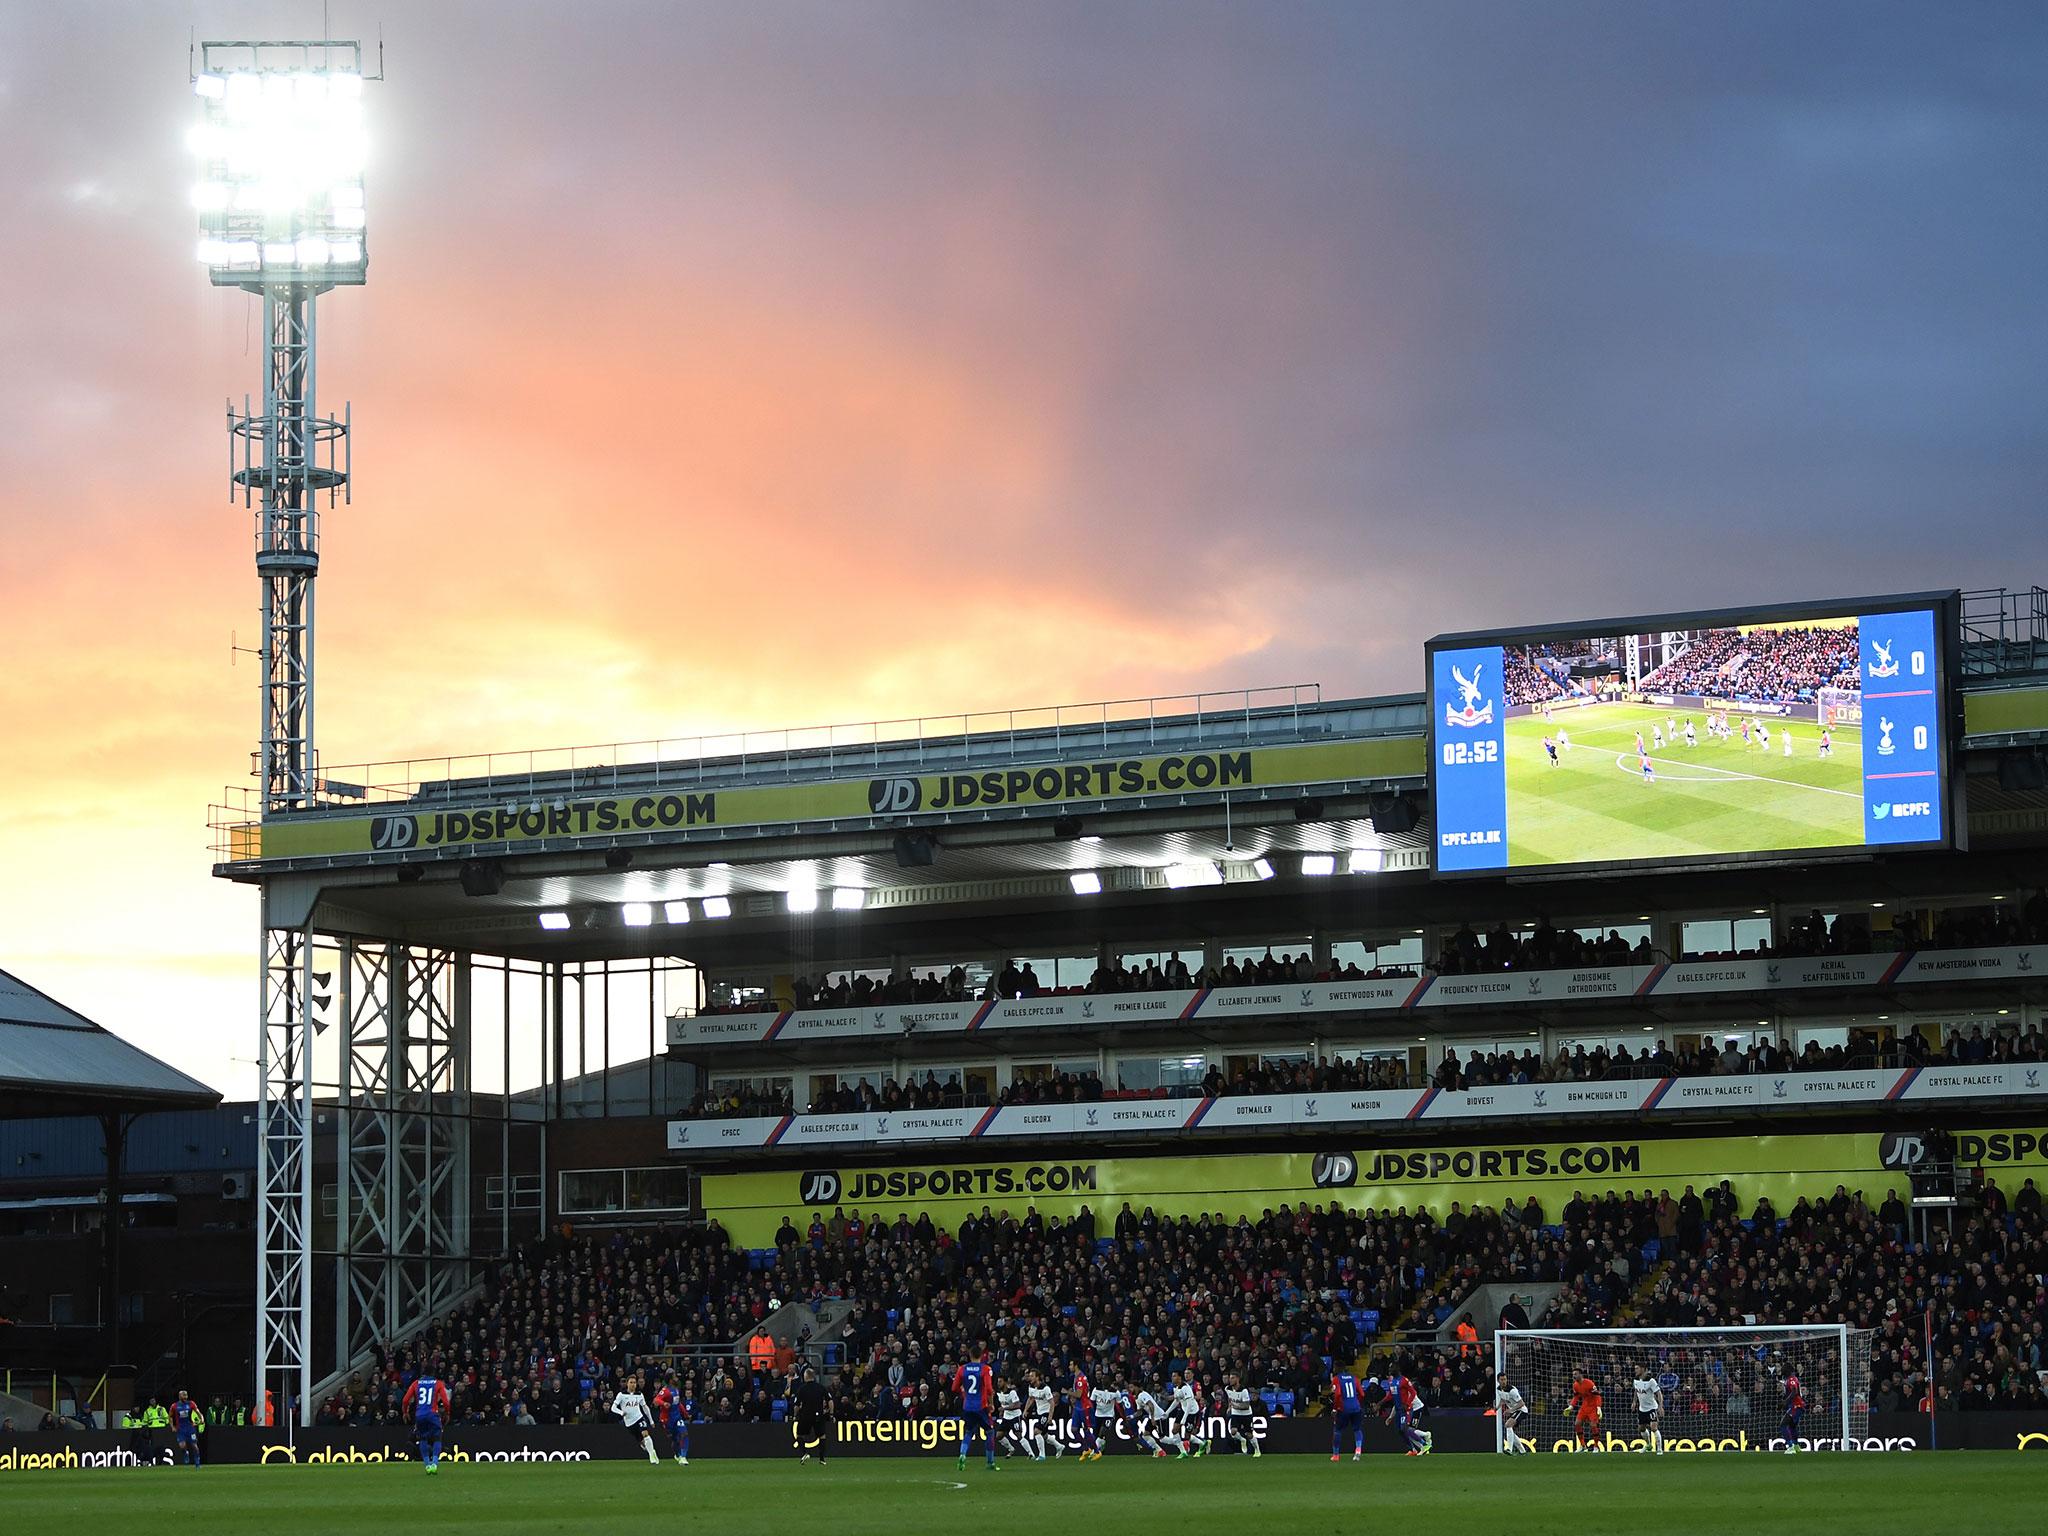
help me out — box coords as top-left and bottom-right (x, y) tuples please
(1301, 854), (1337, 877)
(621, 902), (654, 927)
(191, 53), (370, 281)
(1348, 849), (1385, 874)
(537, 911), (571, 931)
(1250, 858), (1275, 881)
(830, 887), (867, 912)
(1164, 861), (1222, 890)
(786, 885), (820, 915)
(662, 900), (691, 924)
(1069, 872), (1103, 896)
(701, 896), (733, 919)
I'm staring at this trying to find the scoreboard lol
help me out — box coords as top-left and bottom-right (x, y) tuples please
(1426, 594), (1957, 876)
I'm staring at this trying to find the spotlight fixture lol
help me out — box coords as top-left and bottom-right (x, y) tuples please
(662, 900), (691, 924)
(537, 911), (570, 931)
(622, 902), (654, 927)
(1070, 871), (1103, 895)
(1301, 854), (1337, 877)
(701, 896), (733, 919)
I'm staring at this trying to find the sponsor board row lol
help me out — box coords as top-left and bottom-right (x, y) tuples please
(232, 737), (1423, 862)
(667, 1064), (2048, 1153)
(11, 1414), (2044, 1466)
(670, 946), (2040, 1046)
(700, 1129), (2048, 1244)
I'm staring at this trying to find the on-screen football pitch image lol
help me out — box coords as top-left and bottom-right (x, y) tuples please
(1504, 701), (1863, 867)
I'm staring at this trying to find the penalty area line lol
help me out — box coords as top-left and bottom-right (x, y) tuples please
(1607, 751), (1862, 799)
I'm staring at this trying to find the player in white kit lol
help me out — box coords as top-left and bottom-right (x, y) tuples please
(1223, 1373), (1260, 1456)
(1631, 1372), (1665, 1454)
(1652, 723), (1664, 749)
(1168, 1372), (1210, 1458)
(1495, 1372), (1532, 1454)
(996, 1384), (1027, 1459)
(1782, 724), (1793, 756)
(1683, 718), (1696, 747)
(1557, 726), (1571, 753)
(1026, 1373), (1062, 1460)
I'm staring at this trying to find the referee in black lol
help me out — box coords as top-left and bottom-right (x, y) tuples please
(792, 1365), (832, 1465)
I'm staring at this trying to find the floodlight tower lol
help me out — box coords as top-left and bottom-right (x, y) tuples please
(190, 38), (374, 1426)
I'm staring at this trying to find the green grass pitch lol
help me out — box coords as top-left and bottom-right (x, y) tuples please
(1504, 701), (1863, 867)
(10, 1452), (2043, 1535)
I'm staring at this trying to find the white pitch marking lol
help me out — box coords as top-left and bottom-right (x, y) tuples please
(1607, 751), (1862, 799)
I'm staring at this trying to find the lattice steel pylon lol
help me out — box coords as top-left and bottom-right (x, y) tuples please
(191, 39), (376, 1427)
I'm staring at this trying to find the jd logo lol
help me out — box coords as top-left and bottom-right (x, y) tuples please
(1311, 1152), (1358, 1188)
(868, 778), (922, 814)
(798, 1171), (841, 1205)
(1879, 1132), (1927, 1170)
(370, 816), (417, 851)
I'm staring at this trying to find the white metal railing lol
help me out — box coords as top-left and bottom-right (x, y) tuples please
(209, 683), (1332, 848)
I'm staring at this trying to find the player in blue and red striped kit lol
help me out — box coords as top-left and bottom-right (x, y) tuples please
(405, 1374), (452, 1473)
(1329, 1370), (1366, 1461)
(168, 1389), (203, 1467)
(953, 1346), (1000, 1471)
(1071, 1367), (1101, 1460)
(1779, 1372), (1807, 1454)
(1372, 1374), (1433, 1455)
(653, 1377), (692, 1465)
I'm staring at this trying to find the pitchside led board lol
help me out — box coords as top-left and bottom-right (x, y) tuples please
(1427, 593), (1958, 875)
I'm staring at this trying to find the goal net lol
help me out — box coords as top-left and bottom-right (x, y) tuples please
(1496, 1325), (1872, 1454)
(1816, 685), (1863, 728)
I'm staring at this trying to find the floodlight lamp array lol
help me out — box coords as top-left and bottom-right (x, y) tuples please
(190, 68), (368, 278)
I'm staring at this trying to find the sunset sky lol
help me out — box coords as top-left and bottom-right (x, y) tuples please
(3, 2), (2044, 1096)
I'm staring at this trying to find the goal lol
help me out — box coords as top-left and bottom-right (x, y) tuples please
(1495, 1325), (1872, 1454)
(1816, 685), (1863, 728)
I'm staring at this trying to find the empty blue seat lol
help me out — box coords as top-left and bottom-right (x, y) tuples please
(1260, 1389), (1280, 1414)
(1361, 1309), (1380, 1334)
(771, 1399), (787, 1421)
(886, 1308), (900, 1329)
(1278, 1391), (1295, 1415)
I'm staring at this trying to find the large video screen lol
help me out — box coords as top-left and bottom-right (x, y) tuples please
(1427, 595), (1954, 874)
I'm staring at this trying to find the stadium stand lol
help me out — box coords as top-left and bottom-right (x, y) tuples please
(318, 1177), (2048, 1431)
(1643, 625), (1859, 704)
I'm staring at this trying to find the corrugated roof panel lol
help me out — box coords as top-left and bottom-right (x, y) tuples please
(0, 968), (220, 1112)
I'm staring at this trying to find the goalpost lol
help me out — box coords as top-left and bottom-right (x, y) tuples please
(1495, 1325), (1872, 1453)
(1816, 685), (1863, 729)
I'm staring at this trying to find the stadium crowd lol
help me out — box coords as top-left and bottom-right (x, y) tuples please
(684, 1017), (2048, 1120)
(699, 889), (2048, 1021)
(1643, 624), (1859, 704)
(311, 1168), (2047, 1433)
